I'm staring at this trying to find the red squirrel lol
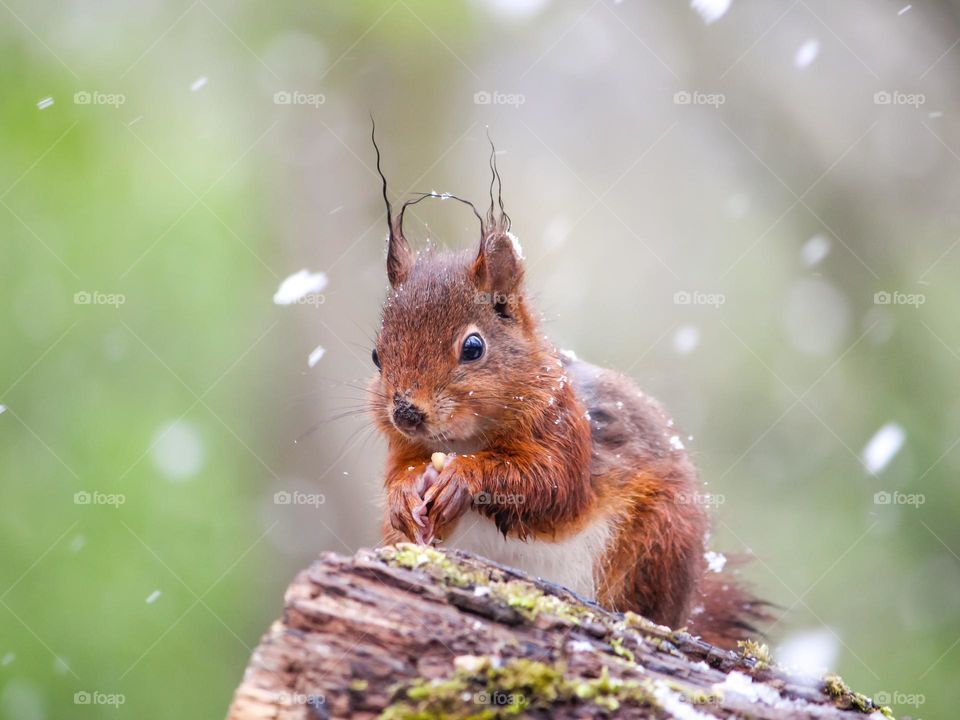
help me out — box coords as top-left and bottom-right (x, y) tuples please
(367, 133), (767, 648)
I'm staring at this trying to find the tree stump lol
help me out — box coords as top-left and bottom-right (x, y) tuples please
(226, 545), (893, 719)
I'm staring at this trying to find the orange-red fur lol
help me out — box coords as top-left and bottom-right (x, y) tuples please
(370, 214), (766, 648)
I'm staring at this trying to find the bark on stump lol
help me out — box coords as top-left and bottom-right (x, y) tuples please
(226, 545), (892, 720)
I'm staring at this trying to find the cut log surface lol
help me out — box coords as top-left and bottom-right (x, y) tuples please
(227, 546), (893, 720)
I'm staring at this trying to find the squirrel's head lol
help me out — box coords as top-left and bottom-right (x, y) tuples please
(371, 228), (538, 448)
(368, 126), (548, 449)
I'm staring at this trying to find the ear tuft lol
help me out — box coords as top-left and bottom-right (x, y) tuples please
(386, 218), (413, 288)
(473, 231), (524, 315)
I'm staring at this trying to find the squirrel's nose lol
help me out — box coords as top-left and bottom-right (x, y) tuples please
(392, 395), (425, 431)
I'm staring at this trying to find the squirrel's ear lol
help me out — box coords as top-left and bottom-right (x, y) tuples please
(472, 231), (524, 301)
(386, 219), (413, 288)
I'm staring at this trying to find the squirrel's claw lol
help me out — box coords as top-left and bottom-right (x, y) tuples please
(435, 481), (471, 522)
(390, 483), (433, 543)
(423, 461), (472, 535)
(411, 500), (428, 528)
(390, 456), (461, 545)
(416, 465), (440, 496)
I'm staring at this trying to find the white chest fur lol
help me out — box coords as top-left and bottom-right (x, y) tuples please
(443, 512), (613, 599)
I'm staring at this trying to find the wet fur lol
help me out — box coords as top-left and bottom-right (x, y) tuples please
(369, 138), (767, 647)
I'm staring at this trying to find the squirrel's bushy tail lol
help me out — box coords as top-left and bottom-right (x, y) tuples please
(685, 568), (776, 650)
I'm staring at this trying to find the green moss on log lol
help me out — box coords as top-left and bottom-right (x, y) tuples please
(379, 657), (691, 719)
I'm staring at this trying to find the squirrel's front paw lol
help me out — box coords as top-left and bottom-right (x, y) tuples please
(422, 457), (474, 539)
(389, 473), (433, 544)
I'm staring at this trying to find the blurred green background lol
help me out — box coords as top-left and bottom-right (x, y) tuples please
(1, 0), (958, 717)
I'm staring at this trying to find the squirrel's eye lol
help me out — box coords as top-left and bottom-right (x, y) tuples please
(372, 348), (381, 370)
(460, 333), (485, 363)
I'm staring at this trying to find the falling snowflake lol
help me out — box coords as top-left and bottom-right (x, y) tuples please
(691, 0), (731, 25)
(801, 234), (831, 267)
(673, 325), (700, 355)
(477, 0), (550, 20)
(273, 269), (328, 305)
(150, 420), (204, 481)
(862, 422), (905, 474)
(794, 39), (821, 69)
(307, 345), (326, 368)
(776, 628), (840, 677)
